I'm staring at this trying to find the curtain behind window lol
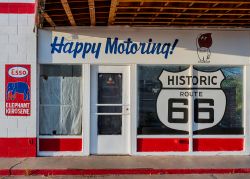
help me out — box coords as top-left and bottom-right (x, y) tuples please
(39, 65), (82, 135)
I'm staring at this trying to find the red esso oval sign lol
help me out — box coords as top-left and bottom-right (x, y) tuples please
(8, 67), (28, 78)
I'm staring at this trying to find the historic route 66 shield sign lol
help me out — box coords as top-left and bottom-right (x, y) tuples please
(156, 67), (226, 132)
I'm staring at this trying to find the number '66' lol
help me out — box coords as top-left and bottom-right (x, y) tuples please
(168, 98), (214, 124)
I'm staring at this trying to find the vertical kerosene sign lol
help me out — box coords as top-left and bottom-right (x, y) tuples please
(5, 65), (31, 116)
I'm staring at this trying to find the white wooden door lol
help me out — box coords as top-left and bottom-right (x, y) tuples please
(90, 66), (130, 155)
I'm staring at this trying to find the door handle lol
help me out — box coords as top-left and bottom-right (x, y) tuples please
(123, 107), (129, 113)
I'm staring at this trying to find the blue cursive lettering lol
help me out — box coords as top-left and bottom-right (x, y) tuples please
(51, 36), (179, 60)
(51, 36), (101, 59)
(105, 37), (178, 59)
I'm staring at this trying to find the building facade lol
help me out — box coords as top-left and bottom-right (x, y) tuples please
(0, 1), (250, 157)
(0, 0), (36, 157)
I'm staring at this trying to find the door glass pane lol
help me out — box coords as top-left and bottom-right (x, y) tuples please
(98, 115), (122, 135)
(98, 106), (122, 113)
(98, 73), (122, 104)
(98, 73), (123, 135)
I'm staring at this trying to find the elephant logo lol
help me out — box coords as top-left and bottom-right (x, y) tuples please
(196, 33), (212, 63)
(6, 82), (30, 100)
(156, 68), (226, 132)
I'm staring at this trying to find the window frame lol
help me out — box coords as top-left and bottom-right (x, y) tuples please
(38, 64), (86, 157)
(135, 64), (246, 154)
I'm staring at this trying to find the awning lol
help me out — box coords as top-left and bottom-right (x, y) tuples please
(38, 0), (250, 28)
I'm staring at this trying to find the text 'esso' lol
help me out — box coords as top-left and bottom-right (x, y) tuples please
(8, 67), (28, 78)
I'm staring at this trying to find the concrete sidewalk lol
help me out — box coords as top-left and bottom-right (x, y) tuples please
(1, 156), (250, 176)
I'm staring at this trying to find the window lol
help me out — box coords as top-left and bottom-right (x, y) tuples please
(193, 66), (243, 135)
(39, 65), (82, 135)
(138, 65), (189, 135)
(137, 65), (243, 135)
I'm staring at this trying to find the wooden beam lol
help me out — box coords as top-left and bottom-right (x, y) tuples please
(118, 0), (250, 4)
(116, 12), (250, 16)
(117, 7), (250, 11)
(108, 0), (119, 25)
(61, 0), (76, 26)
(154, 2), (168, 18)
(88, 0), (96, 26)
(136, 1), (144, 12)
(45, 6), (109, 12)
(49, 12), (108, 17)
(118, 24), (250, 27)
(115, 17), (250, 21)
(46, 0), (108, 5)
(37, 0), (46, 27)
(212, 3), (219, 7)
(114, 21), (250, 25)
(42, 12), (56, 27)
